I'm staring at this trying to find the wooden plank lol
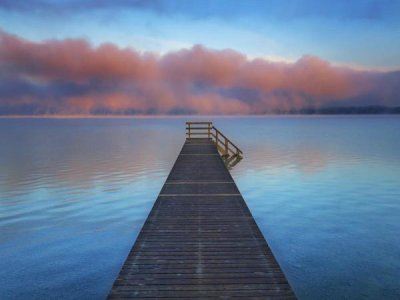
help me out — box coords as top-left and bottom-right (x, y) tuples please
(109, 289), (295, 298)
(108, 138), (296, 299)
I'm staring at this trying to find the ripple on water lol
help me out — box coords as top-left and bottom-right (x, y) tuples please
(1, 116), (400, 299)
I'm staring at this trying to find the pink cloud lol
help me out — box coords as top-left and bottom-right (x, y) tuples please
(0, 29), (398, 115)
(0, 30), (159, 82)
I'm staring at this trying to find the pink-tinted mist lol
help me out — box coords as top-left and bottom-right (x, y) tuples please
(0, 29), (398, 114)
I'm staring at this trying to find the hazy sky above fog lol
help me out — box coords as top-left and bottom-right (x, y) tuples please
(0, 0), (399, 115)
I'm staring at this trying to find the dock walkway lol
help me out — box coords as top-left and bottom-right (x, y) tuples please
(109, 135), (296, 299)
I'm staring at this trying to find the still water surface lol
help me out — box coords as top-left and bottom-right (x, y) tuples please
(0, 116), (399, 299)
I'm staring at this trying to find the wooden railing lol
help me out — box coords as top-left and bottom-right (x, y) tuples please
(186, 121), (212, 139)
(186, 121), (243, 158)
(211, 126), (243, 158)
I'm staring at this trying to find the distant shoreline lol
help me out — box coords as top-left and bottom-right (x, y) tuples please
(0, 106), (399, 118)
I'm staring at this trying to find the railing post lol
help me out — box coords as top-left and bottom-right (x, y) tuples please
(224, 138), (228, 156)
(188, 123), (191, 138)
(207, 123), (211, 139)
(216, 130), (219, 146)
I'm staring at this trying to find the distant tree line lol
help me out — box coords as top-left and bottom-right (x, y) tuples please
(283, 106), (400, 115)
(1, 105), (400, 115)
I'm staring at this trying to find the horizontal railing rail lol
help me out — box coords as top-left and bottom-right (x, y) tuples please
(185, 122), (212, 139)
(186, 121), (242, 158)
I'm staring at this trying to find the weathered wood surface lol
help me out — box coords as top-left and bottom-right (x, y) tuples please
(109, 138), (296, 299)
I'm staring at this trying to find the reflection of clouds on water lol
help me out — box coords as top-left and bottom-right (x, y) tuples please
(216, 116), (400, 177)
(218, 116), (400, 300)
(243, 145), (331, 174)
(0, 116), (399, 300)
(0, 118), (186, 253)
(0, 118), (184, 197)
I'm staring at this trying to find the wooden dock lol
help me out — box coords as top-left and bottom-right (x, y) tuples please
(109, 122), (296, 299)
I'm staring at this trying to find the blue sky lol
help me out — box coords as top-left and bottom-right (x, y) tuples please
(1, 0), (399, 69)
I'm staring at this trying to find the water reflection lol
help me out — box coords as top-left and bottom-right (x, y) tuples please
(0, 116), (399, 299)
(226, 116), (400, 300)
(222, 155), (242, 170)
(0, 118), (186, 299)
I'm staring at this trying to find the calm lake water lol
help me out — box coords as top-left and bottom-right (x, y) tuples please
(0, 116), (399, 299)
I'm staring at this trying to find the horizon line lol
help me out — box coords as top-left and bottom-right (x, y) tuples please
(1, 114), (399, 119)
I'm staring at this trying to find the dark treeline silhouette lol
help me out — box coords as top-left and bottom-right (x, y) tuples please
(282, 106), (400, 115)
(1, 105), (400, 116)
